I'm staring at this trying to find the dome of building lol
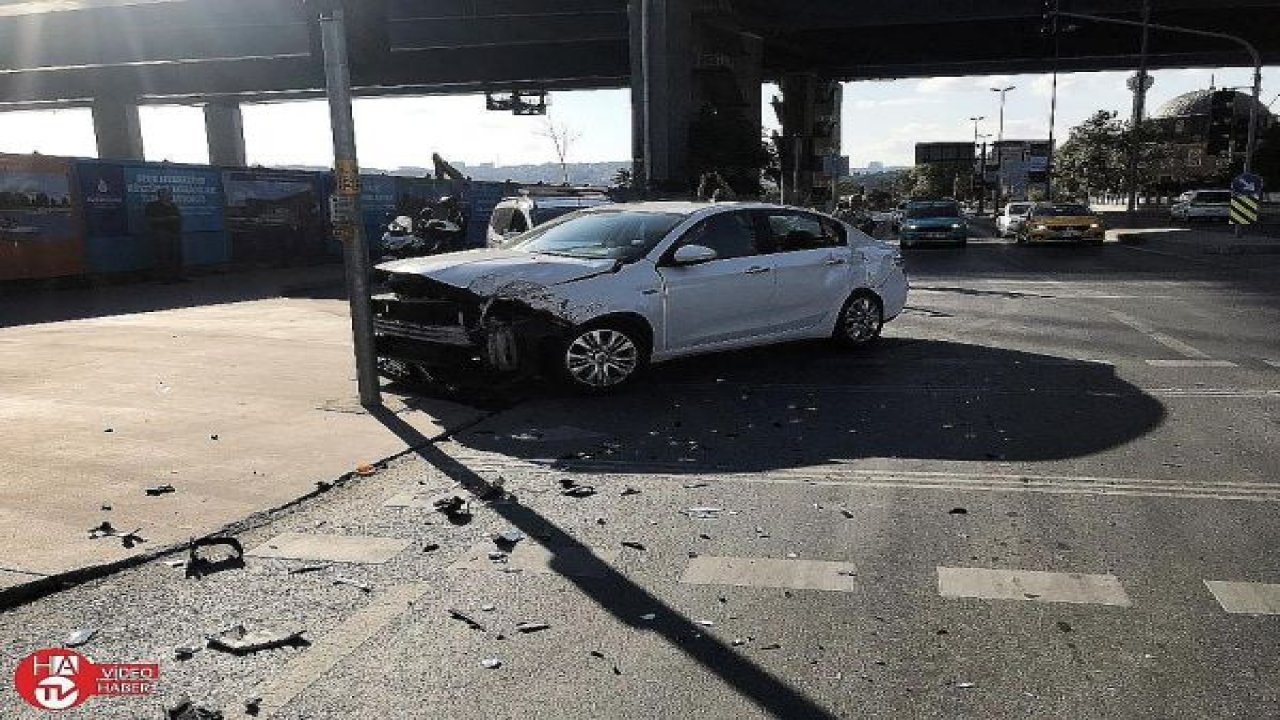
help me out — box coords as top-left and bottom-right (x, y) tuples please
(1154, 88), (1272, 122)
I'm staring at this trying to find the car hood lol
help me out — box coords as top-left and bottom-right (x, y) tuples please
(377, 248), (618, 295)
(1036, 216), (1099, 226)
(902, 217), (963, 228)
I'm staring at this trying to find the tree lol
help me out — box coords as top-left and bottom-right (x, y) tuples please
(537, 117), (582, 185)
(906, 163), (963, 199)
(1053, 110), (1175, 200)
(687, 105), (772, 197)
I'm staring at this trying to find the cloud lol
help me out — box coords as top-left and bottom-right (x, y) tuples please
(915, 77), (966, 94)
(852, 97), (944, 109)
(1030, 74), (1078, 98)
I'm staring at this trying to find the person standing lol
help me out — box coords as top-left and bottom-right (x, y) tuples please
(145, 188), (184, 282)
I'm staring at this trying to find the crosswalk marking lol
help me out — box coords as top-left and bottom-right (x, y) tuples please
(1204, 580), (1280, 615)
(680, 556), (861, 592)
(937, 567), (1132, 607)
(1145, 359), (1238, 368)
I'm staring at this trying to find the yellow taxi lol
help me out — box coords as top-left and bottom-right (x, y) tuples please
(1017, 202), (1105, 245)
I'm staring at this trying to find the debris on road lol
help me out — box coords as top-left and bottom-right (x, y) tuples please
(515, 622), (551, 634)
(480, 657), (502, 669)
(480, 604), (496, 612)
(434, 496), (473, 524)
(759, 643), (782, 650)
(63, 628), (98, 648)
(207, 625), (306, 655)
(487, 550), (508, 562)
(683, 507), (723, 519)
(949, 507), (969, 515)
(841, 509), (855, 519)
(87, 521), (145, 548)
(145, 484), (176, 496)
(561, 485), (598, 498)
(422, 543), (441, 553)
(166, 697), (224, 720)
(621, 487), (641, 496)
(287, 564), (329, 575)
(956, 682), (976, 689)
(697, 620), (714, 627)
(639, 613), (656, 621)
(732, 638), (745, 646)
(244, 696), (263, 716)
(590, 650), (605, 659)
(174, 644), (203, 660)
(755, 526), (771, 538)
(333, 577), (372, 592)
(186, 537), (245, 579)
(210, 434), (219, 441)
(620, 541), (647, 551)
(786, 553), (798, 559)
(1056, 621), (1074, 633)
(355, 463), (378, 476)
(449, 609), (486, 631)
(493, 528), (525, 546)
(682, 481), (709, 489)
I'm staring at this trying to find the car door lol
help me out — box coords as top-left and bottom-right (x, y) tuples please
(657, 210), (776, 351)
(756, 210), (855, 332)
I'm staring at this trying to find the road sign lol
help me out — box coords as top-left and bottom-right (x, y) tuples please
(1230, 193), (1259, 225)
(1231, 172), (1264, 196)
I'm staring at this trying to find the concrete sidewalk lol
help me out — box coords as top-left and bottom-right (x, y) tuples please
(0, 270), (484, 599)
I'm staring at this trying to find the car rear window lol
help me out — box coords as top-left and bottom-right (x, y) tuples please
(1194, 191), (1231, 204)
(1035, 204), (1090, 216)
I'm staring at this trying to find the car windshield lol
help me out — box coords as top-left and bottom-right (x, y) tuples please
(507, 209), (684, 261)
(1194, 191), (1231, 203)
(905, 202), (960, 219)
(1008, 204), (1031, 215)
(1035, 204), (1090, 216)
(531, 205), (585, 224)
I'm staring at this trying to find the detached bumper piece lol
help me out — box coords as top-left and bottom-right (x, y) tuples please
(372, 293), (551, 377)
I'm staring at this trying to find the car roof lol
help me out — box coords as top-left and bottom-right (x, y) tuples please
(581, 201), (825, 217)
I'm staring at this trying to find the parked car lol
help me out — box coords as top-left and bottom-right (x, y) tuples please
(374, 202), (908, 392)
(1018, 202), (1105, 245)
(897, 200), (968, 247)
(486, 188), (612, 247)
(1170, 189), (1232, 222)
(995, 202), (1033, 238)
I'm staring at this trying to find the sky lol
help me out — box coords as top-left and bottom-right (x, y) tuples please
(0, 66), (1275, 171)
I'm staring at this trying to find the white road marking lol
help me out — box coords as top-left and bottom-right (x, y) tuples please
(221, 583), (430, 718)
(246, 532), (410, 564)
(1204, 580), (1280, 615)
(451, 540), (618, 578)
(668, 382), (1280, 399)
(937, 567), (1132, 606)
(445, 455), (1280, 504)
(1102, 309), (1214, 359)
(1145, 359), (1239, 368)
(680, 556), (861, 592)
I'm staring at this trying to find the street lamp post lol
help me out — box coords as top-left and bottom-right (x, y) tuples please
(991, 85), (1016, 207)
(970, 116), (985, 210)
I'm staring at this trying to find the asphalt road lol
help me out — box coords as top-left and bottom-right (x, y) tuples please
(3, 229), (1279, 719)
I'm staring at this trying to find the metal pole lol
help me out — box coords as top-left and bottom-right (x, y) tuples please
(978, 141), (987, 216)
(316, 0), (381, 408)
(969, 116), (983, 207)
(1125, 0), (1151, 222)
(1046, 3), (1061, 200)
(992, 86), (1014, 208)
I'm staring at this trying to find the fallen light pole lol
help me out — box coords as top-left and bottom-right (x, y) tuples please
(311, 0), (381, 408)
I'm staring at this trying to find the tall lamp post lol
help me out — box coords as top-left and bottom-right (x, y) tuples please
(969, 116), (985, 211)
(991, 85), (1016, 207)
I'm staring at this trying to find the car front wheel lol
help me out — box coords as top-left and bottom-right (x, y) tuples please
(834, 293), (883, 347)
(554, 322), (648, 392)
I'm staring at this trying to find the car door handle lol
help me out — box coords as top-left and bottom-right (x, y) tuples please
(824, 257), (847, 266)
(743, 266), (771, 275)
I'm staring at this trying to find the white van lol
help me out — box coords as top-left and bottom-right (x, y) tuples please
(486, 189), (613, 247)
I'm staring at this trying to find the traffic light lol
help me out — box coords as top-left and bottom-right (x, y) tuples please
(1206, 90), (1235, 156)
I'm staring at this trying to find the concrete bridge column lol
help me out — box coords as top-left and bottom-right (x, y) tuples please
(204, 100), (247, 167)
(776, 73), (842, 207)
(631, 0), (693, 195)
(91, 97), (144, 160)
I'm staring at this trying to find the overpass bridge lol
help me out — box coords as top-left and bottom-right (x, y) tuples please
(2, 0), (1278, 193)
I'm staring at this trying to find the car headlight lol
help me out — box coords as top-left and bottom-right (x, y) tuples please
(905, 224), (919, 230)
(951, 223), (963, 229)
(1034, 224), (1048, 231)
(1089, 223), (1101, 229)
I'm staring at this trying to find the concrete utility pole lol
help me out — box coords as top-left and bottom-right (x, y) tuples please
(1125, 0), (1152, 221)
(969, 116), (984, 208)
(313, 0), (381, 408)
(991, 86), (1016, 207)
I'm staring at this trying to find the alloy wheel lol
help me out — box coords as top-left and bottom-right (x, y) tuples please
(842, 296), (881, 343)
(564, 328), (640, 388)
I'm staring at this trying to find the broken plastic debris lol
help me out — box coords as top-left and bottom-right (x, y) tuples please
(682, 481), (709, 489)
(480, 658), (502, 669)
(515, 622), (551, 633)
(697, 620), (714, 627)
(166, 698), (224, 720)
(639, 613), (656, 621)
(480, 604), (496, 612)
(244, 696), (263, 716)
(841, 509), (855, 519)
(186, 537), (245, 579)
(683, 507), (724, 519)
(145, 484), (176, 496)
(732, 638), (745, 646)
(620, 541), (647, 551)
(174, 644), (203, 660)
(288, 564), (329, 575)
(87, 521), (145, 548)
(561, 485), (597, 498)
(422, 543), (441, 553)
(620, 487), (641, 496)
(333, 577), (372, 592)
(207, 625), (306, 655)
(355, 463), (378, 477)
(949, 507), (968, 515)
(64, 628), (98, 648)
(494, 528), (525, 546)
(487, 550), (508, 561)
(448, 609), (486, 631)
(760, 643), (782, 650)
(786, 553), (798, 559)
(956, 682), (976, 689)
(433, 496), (472, 518)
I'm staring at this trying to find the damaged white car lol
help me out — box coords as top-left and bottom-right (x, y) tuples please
(373, 202), (908, 391)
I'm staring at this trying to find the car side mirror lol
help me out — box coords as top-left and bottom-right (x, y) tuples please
(672, 244), (718, 265)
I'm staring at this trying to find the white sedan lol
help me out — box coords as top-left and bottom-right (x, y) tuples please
(996, 202), (1032, 237)
(374, 202), (908, 391)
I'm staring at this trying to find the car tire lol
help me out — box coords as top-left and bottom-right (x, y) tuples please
(833, 292), (883, 348)
(551, 320), (649, 393)
(1015, 233), (1027, 245)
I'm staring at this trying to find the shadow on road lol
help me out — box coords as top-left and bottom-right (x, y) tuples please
(370, 405), (842, 720)
(442, 338), (1167, 473)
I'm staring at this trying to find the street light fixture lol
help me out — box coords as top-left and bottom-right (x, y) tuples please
(990, 86), (1016, 206)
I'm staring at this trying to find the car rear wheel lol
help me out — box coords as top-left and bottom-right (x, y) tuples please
(834, 292), (883, 347)
(554, 322), (649, 392)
